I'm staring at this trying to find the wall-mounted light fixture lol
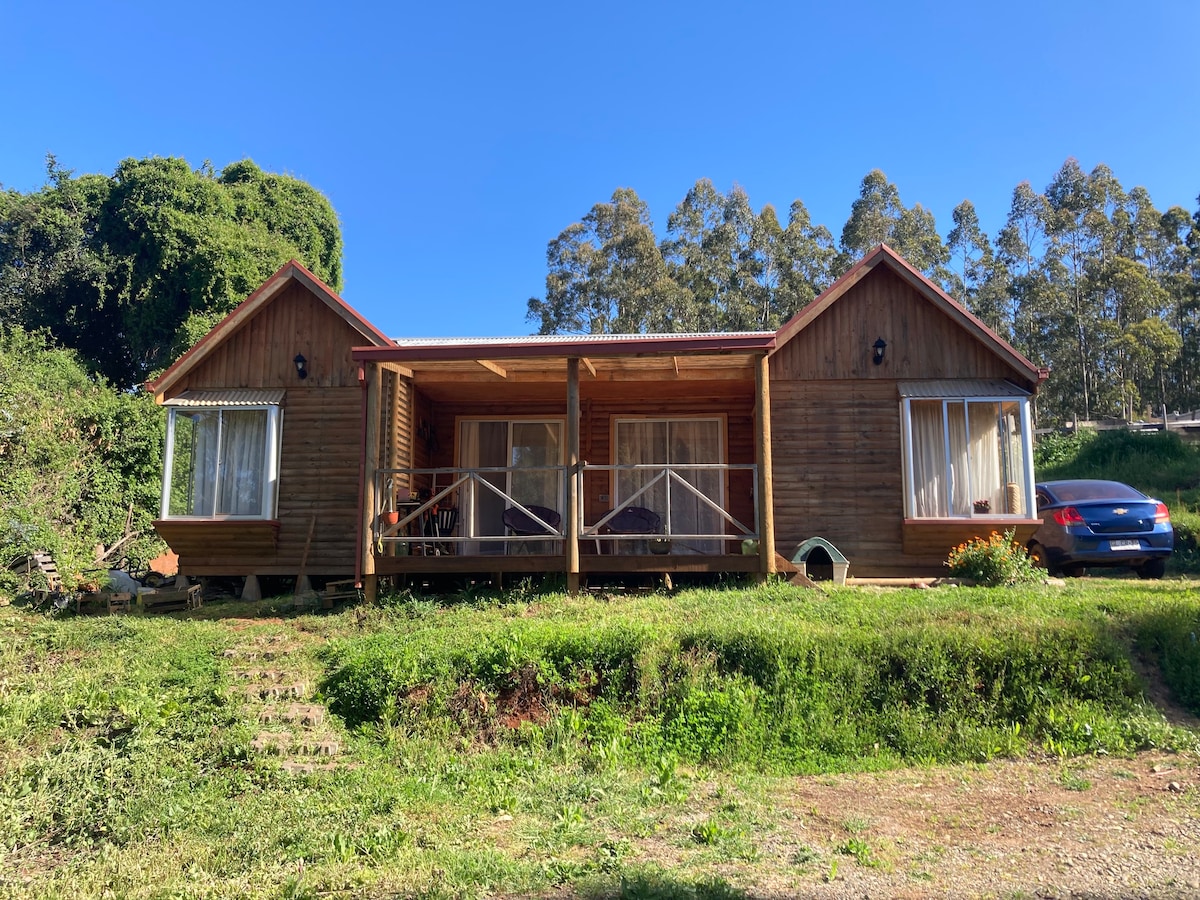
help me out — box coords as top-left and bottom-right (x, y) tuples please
(872, 337), (887, 366)
(293, 353), (308, 380)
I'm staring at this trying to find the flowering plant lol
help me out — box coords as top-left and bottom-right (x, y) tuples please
(973, 499), (991, 514)
(945, 530), (1041, 586)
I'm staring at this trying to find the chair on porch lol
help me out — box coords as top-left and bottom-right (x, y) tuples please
(425, 506), (458, 556)
(599, 506), (664, 554)
(502, 505), (561, 555)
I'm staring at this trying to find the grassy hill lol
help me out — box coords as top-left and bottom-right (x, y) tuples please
(1, 580), (1198, 897)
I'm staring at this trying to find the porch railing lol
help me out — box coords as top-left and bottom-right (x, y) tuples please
(372, 463), (759, 555)
(374, 466), (566, 552)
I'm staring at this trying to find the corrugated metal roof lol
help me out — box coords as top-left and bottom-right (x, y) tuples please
(163, 389), (286, 407)
(898, 379), (1030, 399)
(390, 332), (774, 347)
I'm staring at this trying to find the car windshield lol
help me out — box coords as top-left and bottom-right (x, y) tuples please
(1048, 481), (1146, 503)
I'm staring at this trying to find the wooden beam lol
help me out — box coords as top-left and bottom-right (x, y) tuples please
(380, 361), (414, 379)
(580, 357), (596, 378)
(361, 361), (382, 594)
(566, 358), (581, 594)
(476, 359), (508, 378)
(755, 354), (776, 576)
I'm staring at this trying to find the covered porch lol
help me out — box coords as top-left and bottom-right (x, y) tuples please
(352, 333), (778, 597)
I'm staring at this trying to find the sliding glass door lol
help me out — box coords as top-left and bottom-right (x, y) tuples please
(614, 417), (723, 553)
(459, 419), (563, 553)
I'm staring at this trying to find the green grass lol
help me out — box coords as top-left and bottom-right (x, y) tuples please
(1, 579), (1198, 898)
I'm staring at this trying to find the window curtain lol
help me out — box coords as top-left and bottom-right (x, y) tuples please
(615, 419), (722, 553)
(967, 403), (1002, 514)
(908, 399), (1030, 518)
(667, 420), (721, 552)
(217, 410), (267, 516)
(910, 402), (947, 516)
(615, 421), (667, 518)
(459, 420), (508, 554)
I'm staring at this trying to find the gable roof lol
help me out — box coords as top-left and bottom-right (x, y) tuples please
(146, 259), (393, 397)
(772, 244), (1047, 384)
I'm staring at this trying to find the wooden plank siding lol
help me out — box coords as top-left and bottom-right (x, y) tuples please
(768, 264), (1037, 575)
(769, 379), (907, 574)
(771, 267), (1024, 384)
(171, 281), (365, 390)
(155, 281), (377, 576)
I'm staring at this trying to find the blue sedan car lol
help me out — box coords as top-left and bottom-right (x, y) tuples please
(1028, 480), (1173, 579)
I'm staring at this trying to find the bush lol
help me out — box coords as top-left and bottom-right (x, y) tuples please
(945, 530), (1041, 587)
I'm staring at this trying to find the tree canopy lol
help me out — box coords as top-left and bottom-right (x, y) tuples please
(0, 155), (342, 386)
(529, 164), (1200, 427)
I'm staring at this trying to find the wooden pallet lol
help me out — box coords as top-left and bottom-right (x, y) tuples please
(321, 579), (361, 609)
(137, 584), (203, 614)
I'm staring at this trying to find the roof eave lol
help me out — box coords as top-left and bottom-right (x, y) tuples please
(352, 333), (776, 363)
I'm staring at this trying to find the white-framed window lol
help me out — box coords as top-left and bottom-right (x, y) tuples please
(613, 417), (724, 550)
(161, 393), (282, 519)
(900, 384), (1034, 519)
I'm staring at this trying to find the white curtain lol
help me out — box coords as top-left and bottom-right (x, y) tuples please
(968, 403), (1002, 514)
(910, 402), (947, 517)
(615, 419), (722, 553)
(217, 410), (267, 516)
(909, 399), (1029, 518)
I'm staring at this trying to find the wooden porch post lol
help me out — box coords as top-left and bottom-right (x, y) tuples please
(566, 357), (581, 594)
(361, 361), (382, 602)
(755, 354), (777, 577)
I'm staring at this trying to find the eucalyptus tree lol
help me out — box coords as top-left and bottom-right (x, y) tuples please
(775, 199), (837, 319)
(947, 199), (1008, 334)
(662, 180), (760, 331)
(527, 188), (690, 334)
(837, 170), (949, 284)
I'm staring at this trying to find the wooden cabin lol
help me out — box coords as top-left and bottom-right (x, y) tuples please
(146, 245), (1046, 596)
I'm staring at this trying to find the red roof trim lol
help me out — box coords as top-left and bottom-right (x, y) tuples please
(352, 333), (776, 362)
(146, 260), (393, 395)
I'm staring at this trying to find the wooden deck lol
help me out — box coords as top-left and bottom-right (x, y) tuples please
(373, 553), (759, 577)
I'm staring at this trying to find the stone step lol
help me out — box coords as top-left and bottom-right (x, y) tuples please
(258, 703), (326, 726)
(232, 669), (292, 682)
(280, 760), (338, 776)
(251, 731), (340, 756)
(243, 682), (308, 701)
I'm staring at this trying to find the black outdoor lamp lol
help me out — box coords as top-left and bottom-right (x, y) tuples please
(872, 337), (887, 366)
(294, 353), (308, 379)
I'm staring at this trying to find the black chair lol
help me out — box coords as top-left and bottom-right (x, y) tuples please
(503, 505), (561, 554)
(598, 506), (664, 554)
(423, 506), (458, 556)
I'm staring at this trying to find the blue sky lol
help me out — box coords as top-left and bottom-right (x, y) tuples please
(4, 0), (1197, 339)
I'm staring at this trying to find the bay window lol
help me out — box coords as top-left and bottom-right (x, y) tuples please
(161, 392), (282, 519)
(900, 382), (1034, 519)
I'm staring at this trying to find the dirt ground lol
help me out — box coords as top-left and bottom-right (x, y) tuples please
(623, 751), (1200, 900)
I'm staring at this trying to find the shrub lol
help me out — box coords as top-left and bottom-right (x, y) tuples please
(945, 530), (1041, 586)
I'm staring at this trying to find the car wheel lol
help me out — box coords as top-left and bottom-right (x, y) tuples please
(1026, 543), (1056, 575)
(1137, 559), (1167, 580)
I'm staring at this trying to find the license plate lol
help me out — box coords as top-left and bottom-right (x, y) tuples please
(1109, 540), (1140, 551)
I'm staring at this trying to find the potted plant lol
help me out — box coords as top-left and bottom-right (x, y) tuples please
(382, 476), (400, 526)
(973, 499), (991, 515)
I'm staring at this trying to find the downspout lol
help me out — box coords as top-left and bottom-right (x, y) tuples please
(354, 364), (367, 587)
